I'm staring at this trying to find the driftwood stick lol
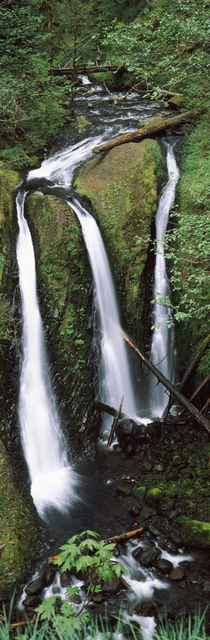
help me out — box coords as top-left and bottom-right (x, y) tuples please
(122, 331), (210, 433)
(92, 108), (205, 154)
(104, 527), (144, 544)
(107, 395), (124, 448)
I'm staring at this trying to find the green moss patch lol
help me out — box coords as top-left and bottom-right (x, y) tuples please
(0, 440), (37, 598)
(177, 517), (210, 549)
(75, 139), (163, 340)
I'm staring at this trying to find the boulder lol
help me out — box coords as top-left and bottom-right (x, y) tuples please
(75, 139), (163, 342)
(177, 517), (210, 549)
(115, 418), (161, 455)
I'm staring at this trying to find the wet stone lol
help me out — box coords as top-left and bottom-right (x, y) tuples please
(42, 566), (56, 588)
(132, 547), (143, 561)
(92, 592), (105, 603)
(140, 546), (160, 567)
(69, 594), (82, 604)
(140, 505), (157, 520)
(160, 499), (174, 512)
(25, 576), (44, 596)
(155, 558), (173, 574)
(128, 503), (140, 517)
(60, 570), (72, 587)
(169, 567), (185, 581)
(23, 595), (42, 608)
(102, 577), (121, 595)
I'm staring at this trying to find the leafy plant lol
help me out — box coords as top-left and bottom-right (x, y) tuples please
(35, 530), (125, 629)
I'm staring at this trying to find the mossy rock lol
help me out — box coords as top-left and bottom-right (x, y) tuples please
(75, 139), (163, 341)
(146, 487), (164, 505)
(177, 516), (210, 549)
(168, 95), (185, 108)
(26, 193), (99, 454)
(0, 440), (37, 599)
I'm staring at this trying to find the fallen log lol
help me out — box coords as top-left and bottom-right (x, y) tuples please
(51, 64), (124, 76)
(122, 331), (210, 434)
(92, 107), (205, 154)
(107, 395), (124, 448)
(95, 399), (127, 419)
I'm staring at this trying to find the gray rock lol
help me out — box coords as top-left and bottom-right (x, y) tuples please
(23, 595), (42, 608)
(140, 546), (160, 568)
(169, 567), (185, 581)
(140, 504), (157, 520)
(25, 576), (44, 596)
(155, 558), (173, 574)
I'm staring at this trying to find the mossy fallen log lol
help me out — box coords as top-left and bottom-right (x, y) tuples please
(92, 108), (205, 154)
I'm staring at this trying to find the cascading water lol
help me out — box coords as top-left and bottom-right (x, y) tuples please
(17, 79), (179, 518)
(150, 144), (180, 416)
(69, 198), (138, 426)
(16, 191), (77, 516)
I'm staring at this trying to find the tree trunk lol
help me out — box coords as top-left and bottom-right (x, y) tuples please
(92, 108), (205, 154)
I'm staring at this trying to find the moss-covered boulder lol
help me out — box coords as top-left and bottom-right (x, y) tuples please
(177, 516), (210, 549)
(26, 193), (99, 455)
(75, 139), (163, 341)
(0, 439), (37, 599)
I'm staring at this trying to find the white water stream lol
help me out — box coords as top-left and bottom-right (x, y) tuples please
(150, 145), (180, 416)
(16, 191), (77, 515)
(69, 198), (138, 427)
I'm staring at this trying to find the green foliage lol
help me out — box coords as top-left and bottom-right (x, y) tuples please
(53, 529), (123, 584)
(154, 607), (208, 640)
(100, 0), (209, 106)
(35, 530), (124, 631)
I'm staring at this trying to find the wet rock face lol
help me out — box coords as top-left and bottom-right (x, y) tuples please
(75, 139), (163, 343)
(26, 193), (99, 456)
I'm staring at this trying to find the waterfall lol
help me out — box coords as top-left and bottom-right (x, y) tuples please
(150, 144), (180, 416)
(16, 191), (77, 516)
(69, 198), (138, 429)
